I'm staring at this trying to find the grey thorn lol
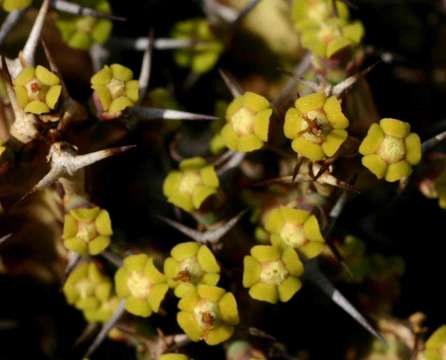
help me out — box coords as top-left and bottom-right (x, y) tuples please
(138, 31), (154, 102)
(131, 106), (218, 121)
(0, 8), (28, 46)
(101, 250), (123, 268)
(304, 259), (384, 342)
(62, 251), (81, 282)
(159, 210), (246, 244)
(23, 0), (51, 66)
(422, 129), (446, 153)
(233, 0), (262, 25)
(219, 69), (243, 98)
(52, 0), (126, 21)
(90, 44), (109, 72)
(203, 0), (238, 24)
(217, 151), (245, 175)
(84, 300), (126, 358)
(107, 37), (197, 51)
(0, 233), (13, 246)
(331, 62), (378, 97)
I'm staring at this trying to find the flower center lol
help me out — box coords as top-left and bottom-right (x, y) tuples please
(127, 271), (151, 299)
(25, 79), (45, 100)
(301, 110), (331, 144)
(76, 279), (95, 299)
(260, 260), (288, 285)
(179, 171), (202, 194)
(318, 23), (341, 44)
(107, 78), (126, 99)
(280, 222), (306, 248)
(178, 256), (204, 283)
(193, 300), (219, 330)
(377, 136), (405, 164)
(231, 107), (255, 136)
(76, 16), (96, 33)
(76, 221), (97, 243)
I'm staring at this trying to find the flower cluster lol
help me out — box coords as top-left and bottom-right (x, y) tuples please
(359, 118), (421, 182)
(284, 92), (349, 161)
(90, 63), (139, 118)
(221, 92), (272, 152)
(56, 0), (112, 50)
(62, 206), (113, 255)
(13, 66), (62, 114)
(164, 241), (221, 298)
(163, 157), (220, 213)
(177, 285), (239, 345)
(63, 262), (118, 323)
(171, 18), (224, 74)
(292, 0), (364, 58)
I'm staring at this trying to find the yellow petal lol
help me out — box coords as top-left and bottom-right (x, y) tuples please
(111, 63), (133, 81)
(359, 123), (384, 155)
(303, 215), (324, 242)
(226, 96), (244, 120)
(343, 21), (365, 43)
(242, 92), (270, 113)
(299, 242), (325, 258)
(95, 210), (113, 235)
(45, 85), (62, 109)
(379, 118), (410, 138)
(171, 242), (200, 261)
(281, 248), (304, 276)
(280, 206), (309, 225)
(362, 154), (387, 179)
(88, 235), (110, 255)
(197, 285), (225, 302)
(192, 185), (216, 209)
(264, 207), (285, 233)
(14, 86), (29, 108)
(292, 137), (325, 161)
(91, 66), (112, 86)
(114, 267), (130, 297)
(202, 272), (220, 286)
(295, 92), (325, 114)
(125, 80), (139, 103)
(179, 157), (206, 170)
(163, 171), (181, 197)
(65, 237), (88, 254)
(175, 282), (197, 298)
(24, 100), (49, 114)
(249, 283), (278, 304)
(205, 324), (234, 345)
(218, 292), (239, 325)
(327, 36), (352, 58)
(251, 245), (280, 262)
(385, 160), (412, 182)
(169, 192), (194, 212)
(123, 254), (148, 272)
(63, 214), (77, 238)
(253, 109), (271, 142)
(197, 245), (220, 273)
(125, 297), (152, 317)
(221, 124), (239, 151)
(108, 96), (132, 114)
(94, 85), (112, 111)
(284, 108), (303, 139)
(177, 311), (203, 341)
(237, 134), (263, 152)
(164, 257), (179, 279)
(13, 67), (34, 86)
(242, 255), (261, 288)
(70, 207), (100, 221)
(160, 354), (189, 360)
(148, 283), (168, 312)
(323, 96), (349, 129)
(35, 65), (60, 86)
(200, 166), (219, 188)
(278, 277), (302, 302)
(144, 258), (166, 284)
(178, 293), (200, 312)
(405, 133), (421, 165)
(322, 129), (347, 157)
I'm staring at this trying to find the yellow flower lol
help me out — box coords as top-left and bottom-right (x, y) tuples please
(177, 285), (239, 345)
(90, 63), (139, 116)
(114, 254), (169, 317)
(300, 17), (364, 58)
(160, 354), (189, 360)
(164, 242), (220, 298)
(172, 18), (223, 74)
(63, 262), (112, 311)
(284, 92), (349, 161)
(292, 0), (349, 32)
(264, 206), (325, 259)
(359, 118), (422, 182)
(13, 66), (62, 114)
(243, 245), (304, 304)
(56, 0), (112, 51)
(424, 325), (446, 360)
(63, 206), (113, 256)
(221, 92), (272, 152)
(163, 157), (219, 212)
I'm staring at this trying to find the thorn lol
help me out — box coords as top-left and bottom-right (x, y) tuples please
(216, 151), (245, 176)
(331, 61), (380, 97)
(305, 259), (384, 342)
(23, 0), (51, 66)
(101, 250), (123, 268)
(0, 8), (28, 46)
(232, 0), (262, 26)
(62, 252), (81, 282)
(52, 0), (126, 21)
(292, 157), (304, 183)
(159, 210), (246, 244)
(17, 142), (136, 203)
(107, 37), (199, 51)
(0, 233), (13, 246)
(138, 30), (154, 102)
(131, 106), (219, 121)
(89, 43), (109, 72)
(218, 68), (243, 98)
(84, 300), (126, 358)
(422, 129), (446, 153)
(202, 0), (238, 24)
(41, 40), (69, 95)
